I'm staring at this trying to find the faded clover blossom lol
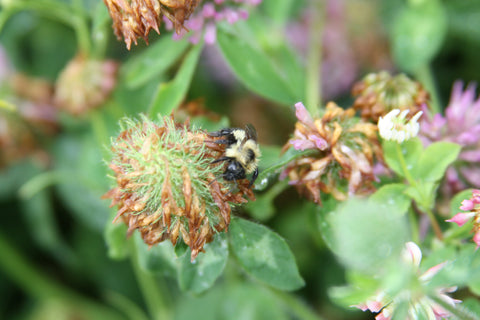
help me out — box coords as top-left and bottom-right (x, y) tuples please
(354, 242), (461, 320)
(103, 115), (254, 261)
(166, 0), (262, 45)
(282, 102), (382, 203)
(446, 189), (480, 248)
(378, 109), (423, 144)
(54, 54), (118, 116)
(420, 81), (480, 195)
(103, 0), (261, 49)
(352, 71), (429, 122)
(103, 0), (201, 49)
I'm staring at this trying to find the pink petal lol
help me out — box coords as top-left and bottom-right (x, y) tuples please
(204, 23), (217, 44)
(202, 3), (216, 18)
(474, 232), (480, 249)
(308, 134), (328, 150)
(290, 139), (315, 151)
(460, 199), (475, 211)
(446, 212), (475, 227)
(366, 300), (384, 313)
(420, 262), (447, 282)
(294, 102), (315, 127)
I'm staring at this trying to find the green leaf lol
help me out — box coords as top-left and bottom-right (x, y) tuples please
(255, 147), (316, 191)
(404, 181), (437, 210)
(178, 233), (228, 294)
(392, 0), (447, 72)
(53, 133), (110, 231)
(382, 138), (423, 178)
(330, 198), (409, 274)
(262, 0), (294, 26)
(412, 142), (461, 182)
(174, 283), (289, 320)
(369, 183), (411, 216)
(316, 196), (338, 251)
(122, 37), (190, 88)
(134, 233), (177, 278)
(229, 217), (304, 291)
(217, 28), (298, 106)
(148, 43), (203, 117)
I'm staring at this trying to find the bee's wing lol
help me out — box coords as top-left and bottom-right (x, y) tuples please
(245, 124), (258, 141)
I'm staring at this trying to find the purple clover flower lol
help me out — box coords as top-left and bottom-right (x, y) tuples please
(420, 81), (480, 194)
(165, 0), (261, 45)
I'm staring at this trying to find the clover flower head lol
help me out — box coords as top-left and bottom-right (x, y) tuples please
(353, 242), (461, 320)
(378, 109), (423, 143)
(54, 54), (118, 116)
(446, 189), (480, 248)
(167, 0), (261, 45)
(103, 115), (254, 261)
(104, 0), (201, 49)
(352, 71), (429, 122)
(420, 81), (480, 195)
(282, 101), (382, 203)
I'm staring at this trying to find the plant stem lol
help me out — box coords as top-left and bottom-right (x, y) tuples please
(395, 143), (416, 186)
(305, 0), (325, 117)
(72, 0), (92, 55)
(18, 171), (65, 199)
(408, 208), (420, 244)
(0, 233), (124, 320)
(415, 64), (441, 114)
(130, 240), (172, 320)
(272, 289), (325, 320)
(425, 208), (443, 240)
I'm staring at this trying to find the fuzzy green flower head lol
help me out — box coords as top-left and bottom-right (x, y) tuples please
(103, 115), (254, 261)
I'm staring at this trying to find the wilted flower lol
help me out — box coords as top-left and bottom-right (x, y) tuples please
(54, 54), (118, 116)
(0, 47), (57, 167)
(353, 242), (461, 320)
(420, 81), (480, 195)
(282, 102), (382, 203)
(352, 71), (429, 122)
(378, 109), (423, 143)
(446, 189), (480, 248)
(166, 0), (261, 45)
(103, 0), (201, 49)
(103, 115), (254, 261)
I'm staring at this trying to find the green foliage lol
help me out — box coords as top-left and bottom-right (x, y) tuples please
(122, 37), (190, 89)
(329, 198), (409, 274)
(148, 43), (203, 116)
(412, 142), (461, 182)
(178, 233), (228, 294)
(217, 27), (301, 106)
(382, 138), (423, 178)
(229, 217), (304, 291)
(392, 0), (447, 72)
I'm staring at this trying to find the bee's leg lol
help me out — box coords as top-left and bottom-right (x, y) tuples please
(248, 168), (259, 188)
(207, 128), (234, 137)
(211, 156), (230, 164)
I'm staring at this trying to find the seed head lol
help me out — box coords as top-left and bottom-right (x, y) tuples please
(103, 115), (254, 261)
(352, 71), (429, 122)
(103, 0), (200, 49)
(282, 102), (382, 203)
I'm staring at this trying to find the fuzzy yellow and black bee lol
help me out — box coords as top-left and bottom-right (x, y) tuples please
(208, 124), (261, 188)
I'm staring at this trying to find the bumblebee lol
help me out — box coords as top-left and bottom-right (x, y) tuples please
(209, 124), (261, 188)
